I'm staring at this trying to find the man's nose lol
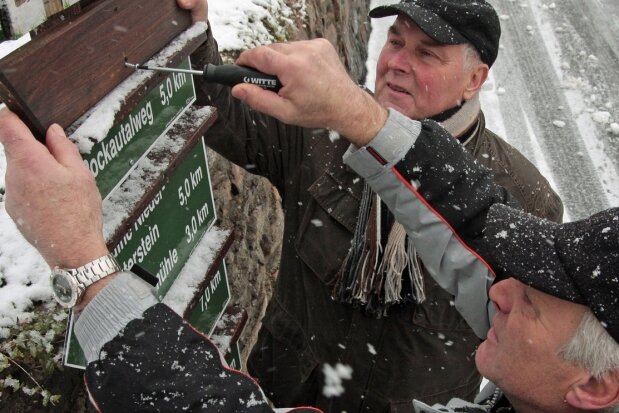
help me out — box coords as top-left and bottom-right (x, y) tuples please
(387, 50), (413, 73)
(489, 278), (519, 314)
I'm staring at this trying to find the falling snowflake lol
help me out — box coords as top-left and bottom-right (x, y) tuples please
(322, 363), (353, 398)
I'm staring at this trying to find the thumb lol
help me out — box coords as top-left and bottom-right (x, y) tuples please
(46, 123), (83, 168)
(0, 108), (47, 162)
(176, 0), (208, 23)
(232, 84), (291, 122)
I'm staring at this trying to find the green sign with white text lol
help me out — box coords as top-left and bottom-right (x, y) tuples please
(187, 262), (230, 336)
(83, 58), (196, 199)
(111, 139), (217, 298)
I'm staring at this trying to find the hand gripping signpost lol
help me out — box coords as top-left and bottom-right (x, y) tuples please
(0, 0), (247, 369)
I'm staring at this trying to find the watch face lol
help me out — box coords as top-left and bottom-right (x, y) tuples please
(51, 271), (77, 308)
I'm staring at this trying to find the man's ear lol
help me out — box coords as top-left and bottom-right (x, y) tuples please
(565, 371), (619, 411)
(462, 63), (489, 101)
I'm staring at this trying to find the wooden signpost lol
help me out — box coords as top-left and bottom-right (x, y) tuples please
(0, 0), (193, 138)
(0, 0), (247, 371)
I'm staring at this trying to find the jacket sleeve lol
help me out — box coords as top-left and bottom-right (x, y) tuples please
(343, 110), (520, 338)
(189, 24), (304, 194)
(76, 274), (322, 413)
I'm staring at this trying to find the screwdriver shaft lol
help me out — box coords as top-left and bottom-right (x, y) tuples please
(125, 61), (282, 92)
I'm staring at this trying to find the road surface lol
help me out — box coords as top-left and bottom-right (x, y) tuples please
(368, 0), (619, 221)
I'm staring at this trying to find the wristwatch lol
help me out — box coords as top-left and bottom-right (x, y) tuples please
(50, 254), (121, 308)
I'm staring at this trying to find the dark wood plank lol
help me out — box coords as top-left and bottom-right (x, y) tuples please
(0, 0), (193, 139)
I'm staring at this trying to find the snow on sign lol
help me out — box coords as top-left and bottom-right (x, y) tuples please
(0, 0), (81, 39)
(83, 58), (197, 199)
(111, 138), (217, 301)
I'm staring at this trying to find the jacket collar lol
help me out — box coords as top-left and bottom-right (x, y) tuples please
(436, 93), (482, 140)
(413, 382), (515, 413)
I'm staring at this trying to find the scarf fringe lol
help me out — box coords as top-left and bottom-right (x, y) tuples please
(332, 96), (481, 317)
(332, 184), (426, 317)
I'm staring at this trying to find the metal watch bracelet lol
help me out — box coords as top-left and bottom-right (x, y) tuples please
(71, 254), (121, 289)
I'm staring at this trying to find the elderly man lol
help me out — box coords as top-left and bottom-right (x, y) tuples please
(0, 3), (606, 408)
(1, 0), (562, 411)
(179, 0), (562, 409)
(324, 99), (619, 413)
(351, 131), (619, 412)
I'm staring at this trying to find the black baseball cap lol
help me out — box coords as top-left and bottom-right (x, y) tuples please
(369, 0), (501, 67)
(486, 204), (619, 344)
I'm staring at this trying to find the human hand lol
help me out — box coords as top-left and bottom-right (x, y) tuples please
(0, 109), (109, 269)
(176, 0), (208, 24)
(231, 39), (388, 147)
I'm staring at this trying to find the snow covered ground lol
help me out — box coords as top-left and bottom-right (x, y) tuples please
(0, 0), (617, 338)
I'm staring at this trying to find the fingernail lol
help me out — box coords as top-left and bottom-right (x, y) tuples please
(49, 124), (64, 135)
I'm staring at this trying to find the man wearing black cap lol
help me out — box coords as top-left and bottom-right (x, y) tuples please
(466, 205), (619, 413)
(0, 0), (564, 412)
(354, 139), (619, 413)
(369, 0), (501, 120)
(175, 0), (562, 411)
(330, 107), (619, 412)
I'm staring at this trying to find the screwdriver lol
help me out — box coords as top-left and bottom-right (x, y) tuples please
(125, 62), (282, 92)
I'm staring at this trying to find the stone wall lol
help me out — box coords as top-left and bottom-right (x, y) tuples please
(214, 0), (371, 363)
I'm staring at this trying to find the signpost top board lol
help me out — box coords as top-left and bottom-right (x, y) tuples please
(0, 0), (194, 139)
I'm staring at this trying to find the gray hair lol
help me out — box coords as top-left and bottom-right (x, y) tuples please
(462, 43), (482, 72)
(559, 310), (619, 412)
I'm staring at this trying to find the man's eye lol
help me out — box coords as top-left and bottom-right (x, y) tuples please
(418, 49), (434, 57)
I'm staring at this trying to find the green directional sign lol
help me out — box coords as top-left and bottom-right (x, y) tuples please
(64, 139), (217, 368)
(187, 262), (231, 337)
(111, 139), (217, 299)
(225, 342), (242, 371)
(83, 58), (196, 199)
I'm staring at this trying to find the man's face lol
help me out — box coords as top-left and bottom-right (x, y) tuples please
(374, 15), (480, 120)
(476, 278), (588, 410)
